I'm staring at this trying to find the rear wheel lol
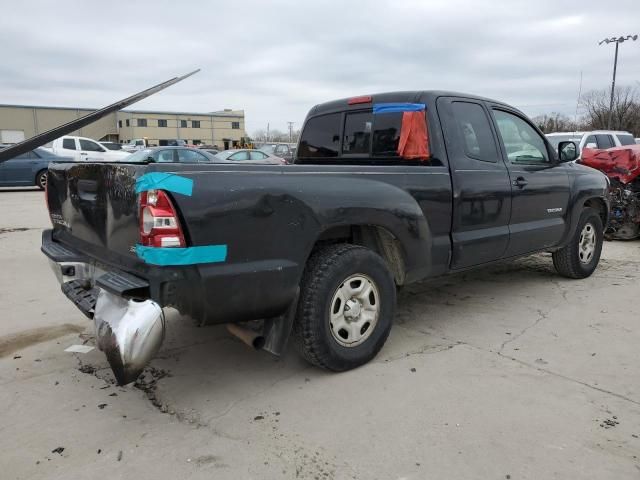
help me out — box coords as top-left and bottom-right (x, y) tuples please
(552, 207), (603, 279)
(293, 244), (396, 371)
(35, 170), (47, 190)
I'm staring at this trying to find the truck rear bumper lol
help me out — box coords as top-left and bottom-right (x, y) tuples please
(42, 230), (165, 385)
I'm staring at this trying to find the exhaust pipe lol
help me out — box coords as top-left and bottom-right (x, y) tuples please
(94, 289), (165, 385)
(227, 323), (265, 350)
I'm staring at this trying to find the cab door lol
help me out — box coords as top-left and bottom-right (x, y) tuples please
(78, 138), (109, 161)
(489, 107), (570, 256)
(60, 137), (81, 161)
(437, 97), (512, 269)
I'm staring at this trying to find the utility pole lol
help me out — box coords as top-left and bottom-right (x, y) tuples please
(599, 34), (638, 129)
(266, 123), (270, 142)
(287, 121), (294, 143)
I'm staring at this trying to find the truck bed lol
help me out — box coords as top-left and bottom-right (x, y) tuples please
(45, 161), (453, 324)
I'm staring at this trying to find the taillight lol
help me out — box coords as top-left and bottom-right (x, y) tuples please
(139, 189), (186, 248)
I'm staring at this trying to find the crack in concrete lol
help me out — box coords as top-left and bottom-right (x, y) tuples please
(496, 352), (640, 407)
(498, 308), (548, 353)
(208, 366), (311, 425)
(378, 342), (463, 363)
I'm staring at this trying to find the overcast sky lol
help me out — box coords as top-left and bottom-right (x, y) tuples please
(1, 0), (639, 134)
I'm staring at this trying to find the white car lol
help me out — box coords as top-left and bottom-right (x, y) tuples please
(49, 136), (131, 162)
(546, 130), (636, 157)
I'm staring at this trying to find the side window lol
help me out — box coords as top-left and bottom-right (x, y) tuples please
(229, 151), (250, 161)
(250, 151), (268, 160)
(342, 112), (372, 155)
(62, 138), (76, 150)
(493, 110), (548, 164)
(298, 113), (341, 158)
(595, 134), (614, 149)
(275, 145), (288, 155)
(79, 139), (106, 152)
(177, 149), (207, 163)
(154, 150), (175, 163)
(584, 135), (597, 148)
(451, 102), (498, 162)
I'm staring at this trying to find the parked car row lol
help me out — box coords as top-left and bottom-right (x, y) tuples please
(0, 136), (289, 188)
(0, 144), (71, 189)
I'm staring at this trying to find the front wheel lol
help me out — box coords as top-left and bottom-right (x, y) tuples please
(552, 207), (604, 279)
(292, 244), (396, 371)
(35, 170), (48, 190)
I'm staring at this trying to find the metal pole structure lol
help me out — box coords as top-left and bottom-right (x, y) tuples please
(608, 41), (619, 129)
(287, 121), (294, 143)
(599, 35), (638, 130)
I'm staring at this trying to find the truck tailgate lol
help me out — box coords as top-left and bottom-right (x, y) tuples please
(46, 162), (146, 260)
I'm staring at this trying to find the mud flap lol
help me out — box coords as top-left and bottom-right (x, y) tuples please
(262, 288), (299, 356)
(93, 290), (165, 385)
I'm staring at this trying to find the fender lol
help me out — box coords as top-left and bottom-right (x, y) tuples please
(558, 163), (610, 248)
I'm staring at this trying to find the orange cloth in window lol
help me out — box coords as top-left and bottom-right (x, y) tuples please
(397, 111), (430, 160)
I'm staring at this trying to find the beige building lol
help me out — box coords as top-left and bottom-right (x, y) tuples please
(0, 104), (246, 149)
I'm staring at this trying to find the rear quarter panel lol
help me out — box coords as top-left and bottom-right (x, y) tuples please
(151, 162), (451, 323)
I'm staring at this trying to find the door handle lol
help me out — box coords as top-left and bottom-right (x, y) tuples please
(80, 152), (88, 155)
(513, 177), (528, 188)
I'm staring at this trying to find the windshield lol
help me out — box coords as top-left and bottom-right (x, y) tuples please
(617, 134), (636, 146)
(102, 143), (122, 150)
(124, 149), (154, 162)
(546, 134), (583, 149)
(259, 145), (276, 154)
(214, 150), (234, 160)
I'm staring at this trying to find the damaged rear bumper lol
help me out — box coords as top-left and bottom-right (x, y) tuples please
(42, 230), (165, 384)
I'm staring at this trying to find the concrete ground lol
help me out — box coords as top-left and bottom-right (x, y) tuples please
(1, 188), (639, 480)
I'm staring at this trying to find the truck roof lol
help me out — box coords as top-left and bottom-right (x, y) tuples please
(308, 90), (513, 116)
(546, 130), (633, 136)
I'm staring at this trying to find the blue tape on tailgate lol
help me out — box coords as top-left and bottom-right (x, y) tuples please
(373, 103), (426, 114)
(135, 244), (227, 266)
(135, 172), (194, 196)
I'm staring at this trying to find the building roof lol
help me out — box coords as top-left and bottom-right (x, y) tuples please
(0, 104), (243, 117)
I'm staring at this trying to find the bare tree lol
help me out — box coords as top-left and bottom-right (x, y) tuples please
(533, 113), (579, 133)
(580, 86), (640, 134)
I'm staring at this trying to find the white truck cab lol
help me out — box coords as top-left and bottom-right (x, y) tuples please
(546, 130), (636, 157)
(51, 136), (131, 162)
(122, 138), (150, 152)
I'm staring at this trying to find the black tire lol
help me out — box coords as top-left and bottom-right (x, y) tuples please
(552, 207), (603, 279)
(35, 170), (47, 190)
(292, 244), (396, 371)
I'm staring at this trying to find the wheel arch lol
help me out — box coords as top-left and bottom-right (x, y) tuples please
(583, 196), (609, 226)
(310, 224), (408, 286)
(34, 168), (48, 188)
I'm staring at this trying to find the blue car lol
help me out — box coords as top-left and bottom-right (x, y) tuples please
(0, 145), (71, 189)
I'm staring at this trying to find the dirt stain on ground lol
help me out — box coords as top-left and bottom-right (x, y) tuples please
(0, 227), (33, 238)
(0, 323), (85, 358)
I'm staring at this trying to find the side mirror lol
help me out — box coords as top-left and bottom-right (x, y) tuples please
(585, 142), (597, 149)
(558, 141), (578, 162)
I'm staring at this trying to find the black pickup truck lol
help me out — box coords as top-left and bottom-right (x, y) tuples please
(41, 91), (609, 384)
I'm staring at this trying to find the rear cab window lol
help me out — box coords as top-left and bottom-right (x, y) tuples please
(297, 107), (431, 163)
(616, 134), (635, 146)
(298, 113), (341, 158)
